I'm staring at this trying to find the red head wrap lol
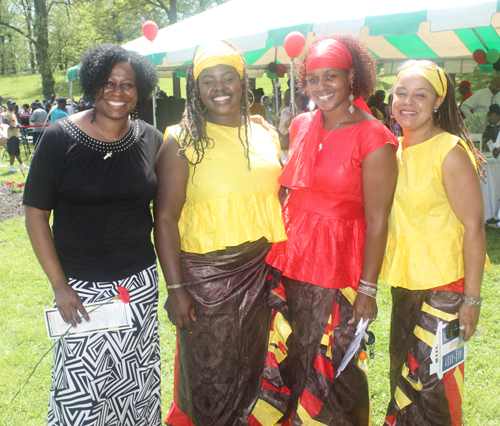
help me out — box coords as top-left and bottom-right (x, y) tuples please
(306, 39), (353, 74)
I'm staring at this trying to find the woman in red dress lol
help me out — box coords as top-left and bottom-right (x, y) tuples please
(251, 34), (398, 425)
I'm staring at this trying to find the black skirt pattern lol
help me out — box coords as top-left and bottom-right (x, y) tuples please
(47, 264), (161, 426)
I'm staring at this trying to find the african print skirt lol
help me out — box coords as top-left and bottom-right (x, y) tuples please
(250, 272), (370, 426)
(384, 287), (464, 426)
(165, 238), (273, 426)
(47, 264), (161, 426)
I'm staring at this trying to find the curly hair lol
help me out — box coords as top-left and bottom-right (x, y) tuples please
(79, 43), (158, 110)
(178, 40), (251, 170)
(296, 33), (377, 101)
(390, 70), (486, 181)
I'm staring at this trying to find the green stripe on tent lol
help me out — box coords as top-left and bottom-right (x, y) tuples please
(369, 49), (379, 59)
(269, 24), (313, 46)
(366, 10), (427, 37)
(497, 0), (500, 12)
(244, 38), (274, 66)
(66, 64), (80, 80)
(150, 53), (167, 66)
(474, 26), (500, 50)
(384, 34), (437, 58)
(454, 28), (485, 53)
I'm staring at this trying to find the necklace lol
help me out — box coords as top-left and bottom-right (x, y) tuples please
(319, 115), (348, 151)
(93, 120), (128, 142)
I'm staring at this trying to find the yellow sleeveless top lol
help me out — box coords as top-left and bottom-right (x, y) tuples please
(381, 132), (488, 290)
(166, 121), (287, 254)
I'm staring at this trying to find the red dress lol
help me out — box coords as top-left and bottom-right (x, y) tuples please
(266, 112), (398, 289)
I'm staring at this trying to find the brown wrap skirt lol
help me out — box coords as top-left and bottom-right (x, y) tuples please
(384, 287), (464, 426)
(165, 238), (273, 426)
(250, 271), (370, 426)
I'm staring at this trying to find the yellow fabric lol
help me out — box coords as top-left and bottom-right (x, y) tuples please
(401, 364), (423, 391)
(167, 121), (286, 254)
(381, 132), (486, 290)
(395, 386), (412, 410)
(454, 366), (464, 399)
(341, 287), (357, 305)
(397, 62), (447, 97)
(414, 325), (435, 348)
(251, 399), (284, 425)
(421, 302), (458, 322)
(269, 312), (291, 364)
(193, 40), (244, 79)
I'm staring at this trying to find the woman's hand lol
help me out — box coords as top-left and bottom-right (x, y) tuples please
(458, 302), (480, 341)
(349, 293), (378, 326)
(165, 288), (196, 333)
(53, 281), (90, 328)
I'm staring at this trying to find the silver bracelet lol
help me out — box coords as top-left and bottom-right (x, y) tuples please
(358, 287), (376, 299)
(462, 294), (482, 307)
(166, 283), (185, 290)
(359, 278), (378, 288)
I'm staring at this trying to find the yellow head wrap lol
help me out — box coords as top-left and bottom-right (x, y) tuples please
(396, 61), (447, 98)
(193, 41), (244, 80)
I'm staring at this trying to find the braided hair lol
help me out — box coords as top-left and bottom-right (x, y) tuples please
(390, 71), (486, 181)
(178, 40), (252, 170)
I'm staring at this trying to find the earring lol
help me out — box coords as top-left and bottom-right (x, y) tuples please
(433, 109), (441, 123)
(349, 84), (354, 114)
(247, 90), (255, 108)
(130, 105), (139, 120)
(91, 106), (96, 123)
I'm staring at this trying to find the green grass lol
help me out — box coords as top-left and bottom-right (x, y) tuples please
(2, 71), (289, 107)
(1, 206), (499, 424)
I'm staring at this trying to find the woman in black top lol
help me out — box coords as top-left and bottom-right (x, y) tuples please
(24, 44), (163, 426)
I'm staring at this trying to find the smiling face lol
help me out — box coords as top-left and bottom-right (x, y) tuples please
(305, 67), (353, 114)
(392, 74), (443, 134)
(198, 64), (242, 126)
(94, 61), (138, 121)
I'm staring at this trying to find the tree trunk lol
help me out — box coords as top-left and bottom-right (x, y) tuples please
(33, 0), (55, 98)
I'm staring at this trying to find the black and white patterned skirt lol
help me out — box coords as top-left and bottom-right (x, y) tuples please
(47, 264), (161, 426)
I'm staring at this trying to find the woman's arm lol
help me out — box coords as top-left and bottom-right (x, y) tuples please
(442, 145), (486, 341)
(153, 134), (196, 333)
(350, 144), (398, 325)
(25, 206), (89, 327)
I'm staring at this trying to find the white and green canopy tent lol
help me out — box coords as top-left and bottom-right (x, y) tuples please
(122, 0), (500, 77)
(66, 64), (81, 113)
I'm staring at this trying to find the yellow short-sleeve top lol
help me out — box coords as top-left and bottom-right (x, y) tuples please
(166, 121), (287, 254)
(381, 131), (489, 290)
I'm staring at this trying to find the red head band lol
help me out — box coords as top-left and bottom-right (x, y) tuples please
(306, 39), (353, 74)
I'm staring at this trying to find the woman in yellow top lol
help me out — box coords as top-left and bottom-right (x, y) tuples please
(381, 61), (487, 426)
(154, 40), (286, 426)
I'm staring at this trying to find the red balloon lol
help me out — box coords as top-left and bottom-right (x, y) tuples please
(473, 49), (487, 65)
(276, 64), (287, 77)
(142, 21), (158, 42)
(284, 31), (306, 59)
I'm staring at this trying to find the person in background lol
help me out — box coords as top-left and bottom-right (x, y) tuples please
(481, 103), (500, 151)
(24, 43), (162, 425)
(382, 60), (487, 426)
(30, 101), (48, 148)
(263, 95), (278, 126)
(155, 40), (286, 426)
(458, 80), (473, 118)
(252, 34), (398, 425)
(461, 76), (500, 117)
(20, 104), (31, 126)
(251, 87), (266, 117)
(4, 100), (29, 172)
(49, 97), (69, 122)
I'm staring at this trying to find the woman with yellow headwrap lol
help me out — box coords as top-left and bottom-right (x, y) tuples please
(381, 60), (488, 426)
(154, 40), (286, 425)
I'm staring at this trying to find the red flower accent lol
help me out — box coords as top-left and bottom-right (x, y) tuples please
(6, 181), (14, 185)
(117, 286), (130, 304)
(17, 183), (24, 188)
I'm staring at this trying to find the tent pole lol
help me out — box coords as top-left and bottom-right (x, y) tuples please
(290, 59), (295, 115)
(153, 87), (157, 129)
